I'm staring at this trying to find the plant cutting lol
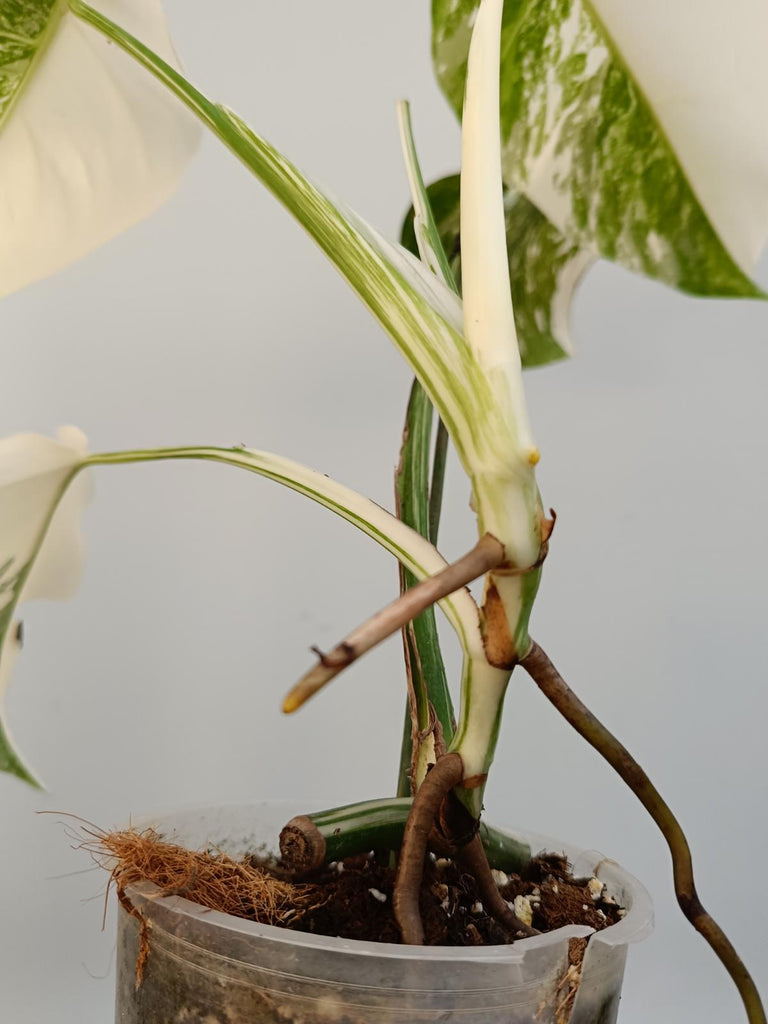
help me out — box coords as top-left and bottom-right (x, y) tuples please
(1, 0), (766, 1022)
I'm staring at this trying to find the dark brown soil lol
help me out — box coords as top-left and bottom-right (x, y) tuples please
(283, 851), (623, 945)
(96, 828), (623, 952)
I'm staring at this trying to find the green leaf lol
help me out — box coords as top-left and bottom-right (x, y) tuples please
(432, 0), (767, 298)
(0, 0), (199, 297)
(69, 0), (521, 487)
(402, 173), (593, 365)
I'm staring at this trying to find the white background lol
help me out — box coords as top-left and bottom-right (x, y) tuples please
(1, 2), (767, 1021)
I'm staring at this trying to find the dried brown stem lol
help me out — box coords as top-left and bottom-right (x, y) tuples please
(459, 834), (537, 937)
(393, 752), (464, 944)
(283, 534), (505, 713)
(521, 640), (766, 1024)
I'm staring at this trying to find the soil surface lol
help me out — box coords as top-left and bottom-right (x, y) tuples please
(281, 851), (624, 945)
(107, 831), (626, 1021)
(100, 828), (623, 949)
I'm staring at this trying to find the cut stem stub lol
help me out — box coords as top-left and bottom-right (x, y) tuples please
(283, 534), (504, 713)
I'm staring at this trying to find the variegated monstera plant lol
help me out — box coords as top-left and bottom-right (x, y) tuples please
(0, 1), (766, 1019)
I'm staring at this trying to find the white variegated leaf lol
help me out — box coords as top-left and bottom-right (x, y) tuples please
(89, 444), (486, 661)
(0, 438), (488, 787)
(0, 0), (200, 297)
(396, 99), (458, 290)
(402, 173), (594, 365)
(0, 427), (89, 786)
(460, 0), (535, 460)
(69, 1), (523, 482)
(433, 0), (768, 298)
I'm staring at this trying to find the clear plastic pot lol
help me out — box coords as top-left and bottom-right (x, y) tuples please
(115, 802), (653, 1024)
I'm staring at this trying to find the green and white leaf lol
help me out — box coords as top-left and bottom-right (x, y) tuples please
(433, 0), (768, 298)
(0, 436), (488, 787)
(0, 0), (199, 297)
(69, 1), (520, 487)
(89, 444), (487, 665)
(402, 173), (592, 365)
(397, 100), (458, 291)
(0, 427), (90, 786)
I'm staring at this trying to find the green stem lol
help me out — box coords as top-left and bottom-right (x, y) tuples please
(281, 797), (531, 873)
(395, 381), (454, 797)
(394, 102), (463, 795)
(429, 419), (449, 545)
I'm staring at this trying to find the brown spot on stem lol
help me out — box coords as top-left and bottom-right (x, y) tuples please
(481, 582), (517, 669)
(310, 642), (356, 668)
(541, 508), (557, 545)
(460, 773), (488, 790)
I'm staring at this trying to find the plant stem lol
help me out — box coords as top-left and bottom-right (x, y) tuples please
(281, 799), (414, 872)
(278, 797), (531, 874)
(395, 379), (454, 796)
(520, 640), (766, 1024)
(429, 419), (449, 545)
(395, 100), (459, 795)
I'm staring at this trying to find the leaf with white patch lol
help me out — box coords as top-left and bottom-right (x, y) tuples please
(402, 173), (593, 365)
(69, 1), (519, 484)
(0, 0), (199, 297)
(0, 427), (90, 786)
(89, 443), (485, 660)
(0, 438), (490, 787)
(433, 0), (768, 298)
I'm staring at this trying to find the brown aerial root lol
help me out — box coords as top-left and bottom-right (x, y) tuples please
(279, 815), (326, 875)
(393, 755), (538, 944)
(458, 834), (538, 938)
(82, 827), (324, 985)
(521, 640), (766, 1024)
(394, 753), (465, 944)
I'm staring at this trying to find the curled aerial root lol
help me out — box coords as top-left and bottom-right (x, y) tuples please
(279, 816), (326, 875)
(393, 752), (465, 945)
